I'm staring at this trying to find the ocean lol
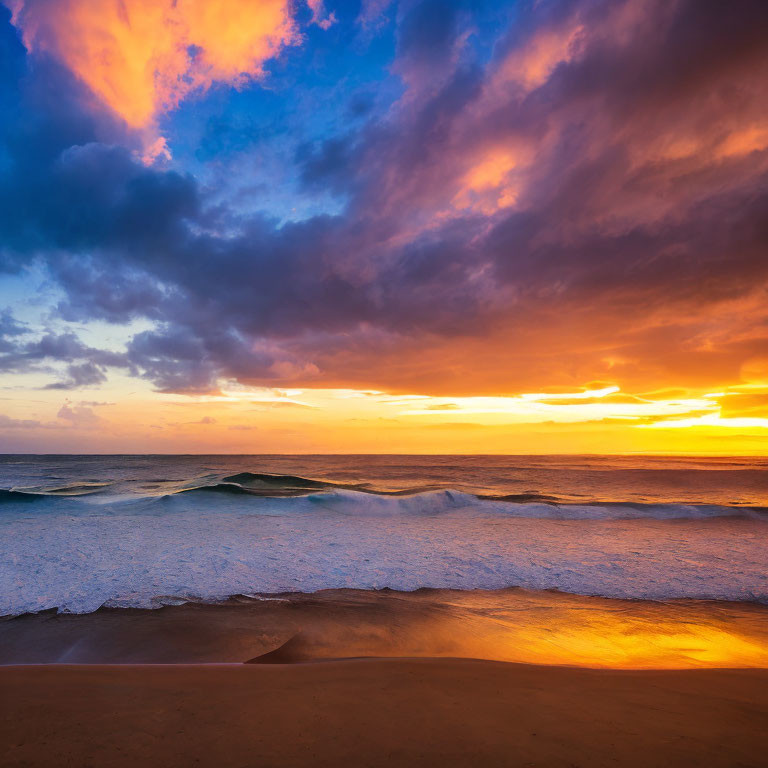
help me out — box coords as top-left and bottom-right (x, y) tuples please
(1, 454), (767, 618)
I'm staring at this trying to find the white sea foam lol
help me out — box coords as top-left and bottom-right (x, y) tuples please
(1, 490), (766, 615)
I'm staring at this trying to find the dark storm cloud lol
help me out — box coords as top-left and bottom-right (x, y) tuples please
(1, 0), (768, 394)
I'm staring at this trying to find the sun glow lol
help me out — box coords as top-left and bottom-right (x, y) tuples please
(396, 386), (720, 424)
(2, 374), (768, 453)
(639, 415), (768, 429)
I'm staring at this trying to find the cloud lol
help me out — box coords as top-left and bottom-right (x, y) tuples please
(188, 415), (216, 425)
(0, 413), (47, 429)
(44, 361), (108, 390)
(307, 0), (336, 30)
(1, 0), (767, 399)
(357, 0), (392, 29)
(395, 0), (462, 87)
(9, 0), (297, 133)
(56, 401), (101, 426)
(0, 402), (106, 432)
(0, 311), (26, 353)
(0, 319), (127, 388)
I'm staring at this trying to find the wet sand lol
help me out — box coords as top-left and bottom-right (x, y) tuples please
(3, 588), (768, 668)
(2, 659), (768, 768)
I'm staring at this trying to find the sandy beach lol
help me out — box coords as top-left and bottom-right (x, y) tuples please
(3, 590), (768, 767)
(4, 590), (767, 766)
(2, 659), (768, 767)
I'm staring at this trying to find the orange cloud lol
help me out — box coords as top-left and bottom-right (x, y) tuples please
(717, 124), (768, 158)
(452, 147), (528, 213)
(496, 23), (585, 92)
(11, 0), (297, 131)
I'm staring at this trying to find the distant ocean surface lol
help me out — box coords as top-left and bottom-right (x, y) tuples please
(1, 454), (767, 615)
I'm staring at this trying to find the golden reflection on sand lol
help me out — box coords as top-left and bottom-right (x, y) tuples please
(482, 611), (768, 668)
(273, 590), (768, 669)
(4, 588), (767, 669)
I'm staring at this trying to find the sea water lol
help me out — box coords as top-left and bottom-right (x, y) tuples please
(1, 454), (766, 615)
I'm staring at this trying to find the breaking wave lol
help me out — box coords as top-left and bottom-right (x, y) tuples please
(2, 468), (766, 520)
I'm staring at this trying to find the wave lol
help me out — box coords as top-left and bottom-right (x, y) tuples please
(2, 478), (766, 520)
(22, 482), (110, 496)
(176, 479), (338, 498)
(222, 471), (335, 489)
(1, 482), (111, 500)
(177, 482), (300, 497)
(163, 484), (768, 520)
(480, 492), (565, 504)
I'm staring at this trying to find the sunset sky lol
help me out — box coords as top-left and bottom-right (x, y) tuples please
(1, 0), (767, 453)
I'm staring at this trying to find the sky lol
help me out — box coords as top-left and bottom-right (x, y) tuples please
(0, 0), (767, 454)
